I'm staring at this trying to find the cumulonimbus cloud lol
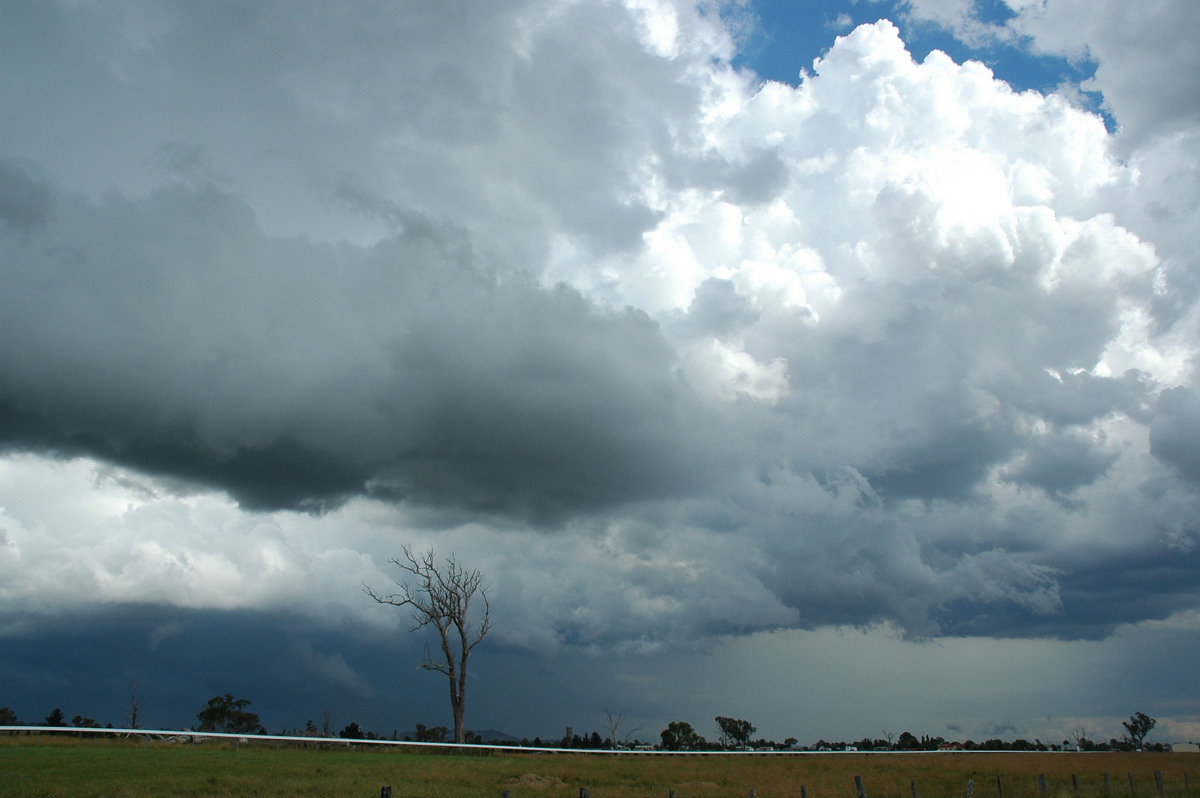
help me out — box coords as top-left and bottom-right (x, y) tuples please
(0, 0), (1198, 651)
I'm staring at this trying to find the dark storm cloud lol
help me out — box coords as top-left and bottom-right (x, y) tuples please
(0, 159), (52, 233)
(1000, 431), (1119, 502)
(0, 174), (725, 516)
(0, 604), (431, 734)
(1149, 387), (1200, 484)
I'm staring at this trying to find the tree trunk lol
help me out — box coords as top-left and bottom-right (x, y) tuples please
(452, 695), (465, 744)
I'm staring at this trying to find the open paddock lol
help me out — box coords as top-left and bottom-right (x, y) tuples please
(2, 733), (1197, 798)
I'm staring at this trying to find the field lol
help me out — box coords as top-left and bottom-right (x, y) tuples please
(2, 735), (1198, 798)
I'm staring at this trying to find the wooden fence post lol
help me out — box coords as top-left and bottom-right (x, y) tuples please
(1155, 771), (1165, 798)
(1129, 772), (1136, 796)
(580, 788), (590, 798)
(997, 774), (1004, 798)
(1073, 775), (1079, 796)
(750, 790), (757, 798)
(801, 785), (808, 798)
(855, 774), (867, 798)
(1105, 774), (1113, 794)
(968, 777), (975, 798)
(670, 790), (676, 798)
(380, 787), (392, 798)
(1040, 774), (1048, 798)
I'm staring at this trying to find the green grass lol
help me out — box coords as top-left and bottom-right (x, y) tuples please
(2, 736), (1197, 798)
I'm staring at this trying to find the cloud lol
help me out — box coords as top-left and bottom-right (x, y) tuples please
(1003, 0), (1200, 146)
(0, 0), (1197, 670)
(1150, 388), (1200, 484)
(0, 174), (730, 517)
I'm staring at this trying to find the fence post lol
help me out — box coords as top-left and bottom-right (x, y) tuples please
(750, 790), (757, 798)
(670, 790), (676, 798)
(581, 788), (590, 798)
(1155, 771), (1165, 798)
(1129, 772), (1137, 796)
(1040, 774), (1048, 798)
(801, 785), (808, 798)
(855, 774), (867, 798)
(911, 778), (919, 798)
(505, 791), (511, 798)
(1073, 775), (1079, 796)
(1105, 775), (1113, 794)
(968, 777), (975, 798)
(380, 788), (392, 798)
(997, 775), (1004, 798)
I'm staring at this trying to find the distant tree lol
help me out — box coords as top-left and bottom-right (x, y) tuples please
(784, 737), (798, 749)
(321, 708), (336, 737)
(44, 708), (67, 727)
(304, 719), (318, 736)
(71, 715), (100, 728)
(340, 722), (365, 740)
(364, 546), (491, 745)
(660, 720), (703, 751)
(413, 723), (448, 743)
(1123, 712), (1156, 749)
(715, 716), (756, 749)
(196, 693), (264, 734)
(896, 731), (920, 750)
(603, 708), (643, 749)
(0, 707), (20, 726)
(125, 683), (142, 730)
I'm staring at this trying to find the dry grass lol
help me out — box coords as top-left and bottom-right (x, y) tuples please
(2, 735), (1197, 798)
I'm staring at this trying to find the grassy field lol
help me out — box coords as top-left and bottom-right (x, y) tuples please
(2, 735), (1198, 798)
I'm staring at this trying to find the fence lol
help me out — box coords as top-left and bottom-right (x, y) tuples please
(8, 728), (1195, 798)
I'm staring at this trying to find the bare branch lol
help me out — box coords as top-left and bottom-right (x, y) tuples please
(364, 545), (492, 745)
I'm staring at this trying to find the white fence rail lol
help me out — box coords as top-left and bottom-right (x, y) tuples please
(1, 726), (1077, 756)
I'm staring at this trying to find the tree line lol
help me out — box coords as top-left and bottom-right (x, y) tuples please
(0, 700), (1169, 754)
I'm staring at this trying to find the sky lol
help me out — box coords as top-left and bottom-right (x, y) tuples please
(1, 0), (1199, 747)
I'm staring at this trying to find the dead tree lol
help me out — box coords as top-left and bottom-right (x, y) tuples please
(603, 708), (644, 749)
(364, 545), (491, 744)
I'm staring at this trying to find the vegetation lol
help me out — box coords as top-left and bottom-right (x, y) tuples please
(196, 693), (266, 735)
(364, 546), (492, 745)
(1124, 712), (1157, 750)
(1, 735), (1198, 798)
(715, 716), (756, 749)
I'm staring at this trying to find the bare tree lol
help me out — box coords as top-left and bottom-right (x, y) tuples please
(364, 545), (491, 744)
(125, 682), (141, 730)
(602, 708), (644, 749)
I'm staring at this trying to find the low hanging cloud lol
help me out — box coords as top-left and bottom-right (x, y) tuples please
(1, 0), (1198, 654)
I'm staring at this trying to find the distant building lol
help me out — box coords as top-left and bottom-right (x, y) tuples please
(1171, 742), (1199, 753)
